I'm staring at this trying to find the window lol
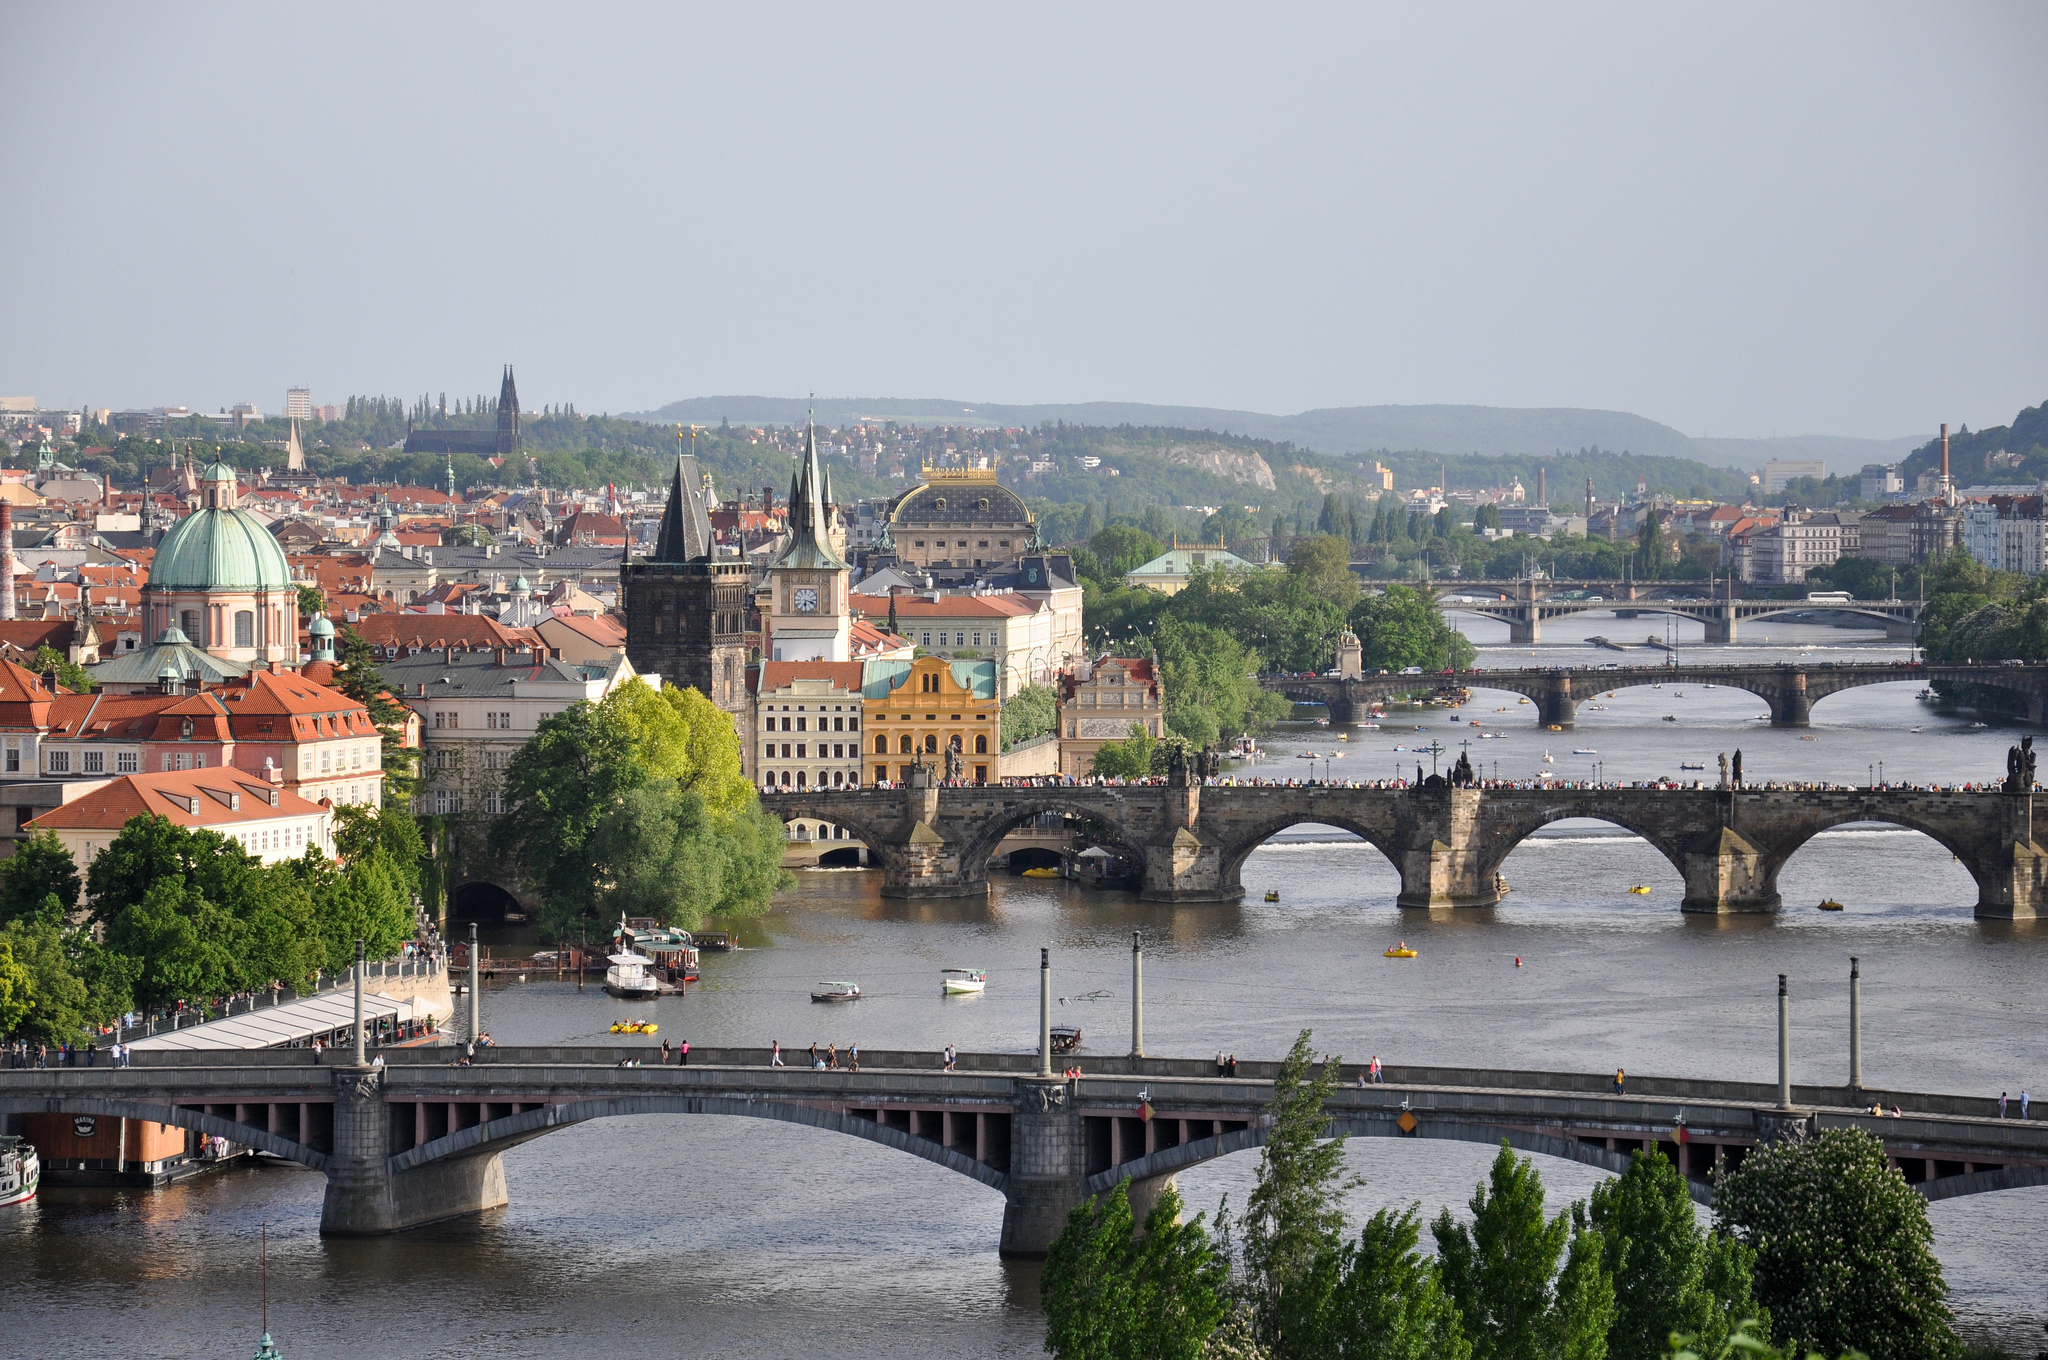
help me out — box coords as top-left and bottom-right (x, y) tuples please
(764, 716), (774, 731)
(322, 750), (331, 772)
(498, 712), (510, 730)
(848, 717), (858, 731)
(899, 734), (913, 754)
(234, 611), (254, 648)
(875, 734), (888, 754)
(82, 750), (104, 774)
(434, 750), (449, 770)
(796, 744), (807, 759)
(487, 712), (498, 730)
(194, 755), (205, 769)
(433, 712), (444, 730)
(162, 754), (174, 771)
(923, 734), (938, 753)
(921, 633), (931, 645)
(45, 750), (69, 773)
(181, 609), (200, 640)
(765, 742), (775, 758)
(445, 713), (458, 730)
(975, 735), (987, 754)
(117, 750), (138, 773)
(972, 633), (981, 646)
(486, 792), (503, 815)
(3, 741), (15, 773)
(796, 717), (807, 732)
(433, 790), (460, 815)
(782, 717), (793, 732)
(877, 764), (888, 782)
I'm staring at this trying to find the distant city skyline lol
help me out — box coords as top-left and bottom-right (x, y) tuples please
(2, 3), (2042, 440)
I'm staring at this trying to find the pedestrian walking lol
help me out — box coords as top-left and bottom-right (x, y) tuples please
(1614, 1067), (1626, 1095)
(661, 1038), (672, 1064)
(943, 1043), (956, 1073)
(827, 1042), (837, 1070)
(2024, 1090), (2033, 1120)
(2000, 1090), (2009, 1118)
(849, 1043), (859, 1073)
(679, 1039), (689, 1066)
(770, 1040), (785, 1068)
(1370, 1055), (1383, 1084)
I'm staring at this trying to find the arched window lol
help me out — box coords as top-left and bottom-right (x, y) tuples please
(975, 734), (988, 754)
(923, 734), (938, 754)
(899, 734), (914, 754)
(779, 770), (791, 785)
(796, 770), (808, 787)
(875, 734), (888, 754)
(181, 609), (200, 641)
(234, 611), (254, 648)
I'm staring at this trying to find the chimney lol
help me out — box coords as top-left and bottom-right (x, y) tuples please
(1941, 422), (1950, 481)
(1537, 465), (1546, 506)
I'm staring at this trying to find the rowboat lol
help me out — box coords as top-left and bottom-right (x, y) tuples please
(942, 968), (987, 995)
(811, 981), (862, 1003)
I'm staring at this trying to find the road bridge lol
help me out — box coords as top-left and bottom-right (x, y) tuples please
(767, 776), (2048, 916)
(5, 1049), (2039, 1254)
(1262, 661), (2048, 728)
(1417, 580), (1922, 645)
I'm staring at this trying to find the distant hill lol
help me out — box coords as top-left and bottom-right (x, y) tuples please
(628, 397), (1710, 463)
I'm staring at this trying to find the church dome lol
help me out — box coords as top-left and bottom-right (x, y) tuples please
(888, 477), (1031, 527)
(148, 499), (294, 592)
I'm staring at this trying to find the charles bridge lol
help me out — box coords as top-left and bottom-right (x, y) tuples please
(1261, 661), (2048, 728)
(4, 1046), (2041, 1254)
(765, 775), (2048, 918)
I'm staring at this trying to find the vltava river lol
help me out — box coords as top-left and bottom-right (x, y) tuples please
(4, 618), (2043, 1356)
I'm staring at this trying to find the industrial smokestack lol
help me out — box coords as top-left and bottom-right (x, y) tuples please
(0, 501), (16, 622)
(1940, 422), (1949, 481)
(1538, 465), (1546, 507)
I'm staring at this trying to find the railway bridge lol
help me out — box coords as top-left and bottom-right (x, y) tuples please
(5, 1048), (2041, 1255)
(1261, 661), (2048, 728)
(766, 776), (2048, 916)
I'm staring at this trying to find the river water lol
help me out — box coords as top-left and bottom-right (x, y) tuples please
(4, 614), (2044, 1357)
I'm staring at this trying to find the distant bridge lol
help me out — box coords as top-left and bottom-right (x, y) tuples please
(6, 1049), (2041, 1254)
(1411, 580), (1920, 645)
(1262, 661), (2048, 728)
(765, 777), (2048, 917)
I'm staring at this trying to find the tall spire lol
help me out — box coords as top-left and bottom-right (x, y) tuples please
(769, 416), (846, 571)
(496, 365), (521, 457)
(652, 426), (713, 562)
(285, 418), (305, 471)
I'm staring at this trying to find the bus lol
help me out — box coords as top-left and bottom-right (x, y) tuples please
(1805, 591), (1853, 604)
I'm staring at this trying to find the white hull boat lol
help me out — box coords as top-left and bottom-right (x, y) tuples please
(604, 949), (660, 1000)
(0, 1136), (38, 1208)
(812, 981), (862, 1003)
(942, 968), (987, 995)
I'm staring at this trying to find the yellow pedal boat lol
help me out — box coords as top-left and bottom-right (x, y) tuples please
(1264, 890), (1280, 902)
(1817, 898), (1845, 911)
(1628, 886), (1652, 895)
(1383, 944), (1418, 959)
(609, 1020), (659, 1034)
(1021, 866), (1063, 879)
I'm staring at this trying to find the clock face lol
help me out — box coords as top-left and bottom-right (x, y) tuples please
(793, 587), (819, 614)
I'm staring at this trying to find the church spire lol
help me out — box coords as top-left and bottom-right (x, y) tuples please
(651, 426), (713, 563)
(496, 365), (521, 457)
(770, 415), (845, 571)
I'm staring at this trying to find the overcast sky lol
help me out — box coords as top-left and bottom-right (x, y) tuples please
(3, 2), (2042, 439)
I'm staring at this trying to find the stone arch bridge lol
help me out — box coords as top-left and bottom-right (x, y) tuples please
(1420, 580), (1922, 646)
(5, 1050), (2040, 1255)
(768, 777), (2048, 917)
(1262, 661), (2048, 728)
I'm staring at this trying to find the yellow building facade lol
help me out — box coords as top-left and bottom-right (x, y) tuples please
(863, 655), (1001, 784)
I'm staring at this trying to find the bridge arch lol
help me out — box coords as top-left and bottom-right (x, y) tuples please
(450, 879), (525, 923)
(953, 793), (1154, 886)
(391, 1093), (1008, 1192)
(762, 798), (903, 874)
(0, 1094), (328, 1171)
(1468, 800), (1695, 894)
(1217, 812), (1404, 899)
(1753, 809), (1991, 909)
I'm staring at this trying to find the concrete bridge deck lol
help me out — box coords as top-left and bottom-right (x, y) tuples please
(1262, 660), (2048, 728)
(6, 1048), (2041, 1254)
(766, 778), (2048, 917)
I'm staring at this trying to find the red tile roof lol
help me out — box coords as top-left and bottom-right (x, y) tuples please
(349, 613), (539, 653)
(752, 661), (867, 694)
(29, 768), (332, 833)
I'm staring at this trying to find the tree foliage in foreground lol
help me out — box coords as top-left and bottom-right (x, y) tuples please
(493, 677), (791, 939)
(1590, 1148), (1764, 1360)
(1714, 1130), (1962, 1360)
(1042, 1179), (1228, 1360)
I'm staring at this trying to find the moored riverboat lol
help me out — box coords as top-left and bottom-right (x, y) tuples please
(0, 1135), (38, 1207)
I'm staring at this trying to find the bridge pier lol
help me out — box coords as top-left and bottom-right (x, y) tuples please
(1537, 674), (1575, 729)
(1702, 609), (1737, 645)
(1681, 824), (1779, 914)
(1000, 1078), (1085, 1259)
(1506, 611), (1541, 646)
(1397, 786), (1503, 908)
(878, 766), (989, 900)
(1141, 781), (1235, 902)
(1971, 794), (2047, 920)
(1767, 671), (1812, 727)
(319, 1066), (508, 1236)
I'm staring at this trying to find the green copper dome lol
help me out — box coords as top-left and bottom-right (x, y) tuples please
(148, 502), (294, 591)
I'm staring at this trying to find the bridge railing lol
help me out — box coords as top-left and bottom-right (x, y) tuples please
(5, 1044), (2019, 1122)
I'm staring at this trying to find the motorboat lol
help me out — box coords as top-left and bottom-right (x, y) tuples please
(604, 949), (661, 1000)
(1662, 715), (1678, 722)
(811, 981), (862, 1003)
(942, 968), (988, 995)
(0, 1134), (37, 1208)
(1383, 944), (1418, 959)
(1817, 899), (1845, 912)
(1050, 1025), (1082, 1053)
(1573, 748), (1597, 755)
(1680, 762), (1706, 770)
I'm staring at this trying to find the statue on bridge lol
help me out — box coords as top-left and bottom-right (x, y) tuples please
(944, 744), (965, 783)
(2003, 735), (2036, 794)
(1450, 751), (1476, 787)
(1718, 752), (1729, 790)
(1732, 748), (1743, 789)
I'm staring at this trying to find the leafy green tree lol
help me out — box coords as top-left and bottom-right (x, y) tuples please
(1349, 586), (1476, 672)
(1286, 535), (1360, 611)
(1275, 1204), (1473, 1360)
(30, 644), (94, 693)
(1714, 1129), (1962, 1360)
(0, 934), (31, 1036)
(1042, 1179), (1229, 1360)
(1002, 683), (1059, 751)
(1092, 524), (1168, 577)
(0, 830), (80, 928)
(1669, 1317), (1870, 1360)
(295, 583), (326, 617)
(1233, 1029), (1359, 1348)
(0, 918), (86, 1042)
(1588, 1149), (1762, 1360)
(1088, 724), (1157, 779)
(1155, 616), (1291, 749)
(1432, 1141), (1615, 1360)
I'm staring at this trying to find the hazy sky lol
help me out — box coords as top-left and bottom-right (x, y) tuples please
(3, 2), (2042, 438)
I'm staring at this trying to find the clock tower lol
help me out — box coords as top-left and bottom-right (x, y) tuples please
(764, 419), (852, 663)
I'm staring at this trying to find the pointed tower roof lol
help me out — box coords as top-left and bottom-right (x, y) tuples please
(769, 417), (847, 572)
(651, 453), (714, 563)
(285, 419), (305, 472)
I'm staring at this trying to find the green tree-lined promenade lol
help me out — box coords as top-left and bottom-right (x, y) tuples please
(1040, 1031), (1974, 1360)
(0, 807), (422, 1043)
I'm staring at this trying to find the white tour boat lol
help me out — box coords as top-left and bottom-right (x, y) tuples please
(941, 968), (988, 995)
(812, 981), (862, 1003)
(603, 948), (660, 1000)
(0, 1135), (38, 1208)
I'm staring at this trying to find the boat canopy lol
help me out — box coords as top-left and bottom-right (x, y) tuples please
(128, 990), (425, 1051)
